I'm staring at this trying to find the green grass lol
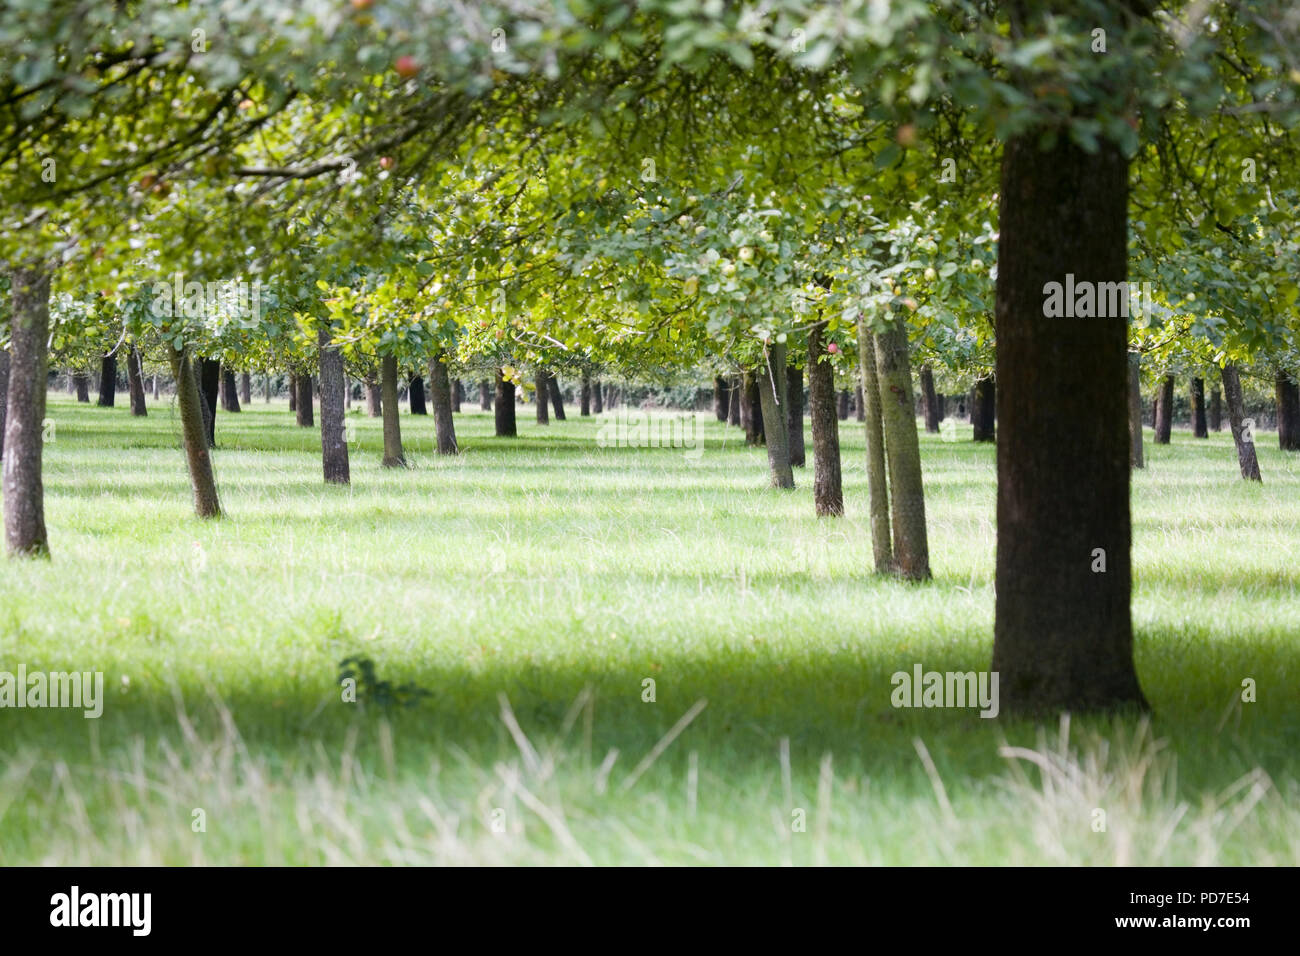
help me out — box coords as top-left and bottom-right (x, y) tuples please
(0, 393), (1297, 864)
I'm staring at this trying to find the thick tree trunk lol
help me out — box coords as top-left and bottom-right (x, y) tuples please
(756, 344), (794, 488)
(5, 268), (52, 555)
(1127, 353), (1144, 469)
(97, 354), (117, 407)
(318, 328), (350, 485)
(1275, 370), (1300, 451)
(920, 365), (941, 433)
(874, 315), (930, 581)
(427, 351), (459, 455)
(972, 376), (996, 442)
(548, 374), (567, 420)
(1221, 364), (1261, 480)
(365, 378), (381, 417)
(495, 369), (517, 437)
(808, 323), (843, 517)
(479, 379), (493, 411)
(127, 345), (148, 417)
(786, 363), (805, 467)
(990, 132), (1145, 713)
(380, 354), (405, 467)
(199, 359), (220, 447)
(535, 370), (551, 424)
(409, 375), (428, 415)
(712, 375), (728, 422)
(1154, 373), (1174, 444)
(221, 369), (241, 413)
(1191, 376), (1208, 439)
(240, 372), (251, 407)
(592, 378), (604, 414)
(743, 371), (764, 445)
(295, 372), (314, 428)
(73, 372), (90, 403)
(581, 374), (593, 416)
(167, 346), (221, 518)
(1209, 386), (1222, 432)
(858, 321), (893, 571)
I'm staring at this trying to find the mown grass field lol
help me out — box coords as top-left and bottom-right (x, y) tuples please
(0, 393), (1297, 864)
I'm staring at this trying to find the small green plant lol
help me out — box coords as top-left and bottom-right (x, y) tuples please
(337, 655), (431, 710)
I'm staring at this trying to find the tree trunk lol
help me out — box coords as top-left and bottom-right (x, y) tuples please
(1191, 376), (1208, 439)
(874, 315), (930, 581)
(409, 375), (428, 415)
(837, 389), (850, 420)
(428, 351), (459, 455)
(453, 379), (463, 413)
(1221, 364), (1261, 480)
(1275, 370), (1300, 451)
(289, 373), (297, 412)
(380, 354), (405, 467)
(1209, 386), (1222, 432)
(127, 345), (148, 417)
(990, 131), (1145, 713)
(318, 328), (350, 485)
(920, 365), (941, 433)
(221, 369), (241, 412)
(4, 267), (52, 555)
(858, 321), (893, 571)
(153, 373), (160, 401)
(1153, 373), (1174, 444)
(365, 379), (381, 417)
(727, 376), (740, 426)
(786, 363), (805, 467)
(73, 372), (90, 403)
(1127, 352), (1144, 469)
(592, 378), (604, 414)
(808, 323), (843, 517)
(479, 379), (493, 411)
(743, 371), (764, 445)
(756, 344), (794, 488)
(854, 384), (866, 422)
(240, 372), (251, 406)
(0, 350), (8, 459)
(97, 354), (117, 407)
(581, 374), (593, 416)
(199, 359), (220, 447)
(167, 345), (221, 519)
(295, 372), (314, 428)
(548, 374), (567, 420)
(972, 375), (996, 442)
(535, 370), (551, 424)
(495, 369), (517, 437)
(712, 375), (728, 422)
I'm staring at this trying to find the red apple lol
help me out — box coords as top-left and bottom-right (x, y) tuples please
(379, 156), (394, 170)
(827, 343), (839, 354)
(351, 0), (374, 9)
(394, 56), (419, 79)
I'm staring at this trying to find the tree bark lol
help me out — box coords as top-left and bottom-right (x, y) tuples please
(153, 372), (160, 401)
(167, 345), (221, 519)
(743, 371), (764, 445)
(479, 379), (493, 411)
(534, 369), (551, 424)
(295, 372), (314, 428)
(380, 354), (405, 466)
(0, 350), (8, 459)
(199, 358), (220, 447)
(318, 328), (350, 485)
(96, 354), (117, 407)
(365, 378), (381, 417)
(920, 365), (941, 433)
(409, 375), (428, 415)
(854, 384), (866, 422)
(581, 374), (593, 416)
(808, 323), (843, 517)
(495, 369), (517, 436)
(453, 379), (463, 413)
(874, 314), (930, 581)
(972, 376), (996, 442)
(240, 372), (251, 407)
(837, 389), (850, 420)
(756, 344), (794, 488)
(1127, 353), (1144, 469)
(4, 267), (52, 555)
(289, 373), (297, 412)
(712, 375), (728, 422)
(428, 351), (459, 455)
(990, 131), (1145, 713)
(73, 373), (90, 403)
(1221, 364), (1261, 480)
(548, 374), (567, 420)
(592, 378), (604, 414)
(1153, 373), (1174, 444)
(1276, 370), (1300, 451)
(727, 376), (740, 426)
(1209, 386), (1222, 432)
(786, 363), (805, 467)
(1191, 376), (1208, 439)
(221, 368), (241, 412)
(127, 345), (148, 417)
(858, 320), (893, 571)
